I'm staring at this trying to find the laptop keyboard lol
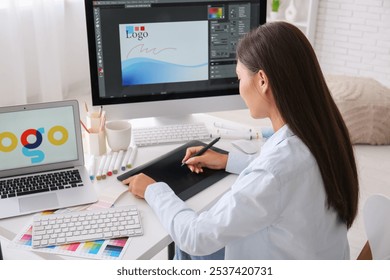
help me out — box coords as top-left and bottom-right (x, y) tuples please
(0, 170), (84, 199)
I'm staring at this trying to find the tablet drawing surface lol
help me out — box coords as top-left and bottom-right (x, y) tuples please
(117, 140), (229, 200)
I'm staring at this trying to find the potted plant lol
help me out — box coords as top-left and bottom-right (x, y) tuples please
(270, 0), (280, 20)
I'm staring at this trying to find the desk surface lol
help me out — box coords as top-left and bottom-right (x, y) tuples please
(0, 111), (267, 260)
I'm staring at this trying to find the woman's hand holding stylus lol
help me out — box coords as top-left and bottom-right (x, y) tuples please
(182, 146), (228, 173)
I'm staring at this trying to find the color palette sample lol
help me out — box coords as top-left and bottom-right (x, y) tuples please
(13, 224), (130, 259)
(81, 240), (104, 254)
(59, 243), (80, 252)
(102, 238), (128, 258)
(18, 226), (33, 246)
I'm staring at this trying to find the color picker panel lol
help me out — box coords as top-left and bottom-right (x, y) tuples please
(208, 7), (224, 19)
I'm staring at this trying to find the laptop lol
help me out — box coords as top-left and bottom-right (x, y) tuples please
(0, 100), (98, 219)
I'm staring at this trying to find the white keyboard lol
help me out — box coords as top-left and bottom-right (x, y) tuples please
(31, 205), (143, 248)
(133, 122), (211, 146)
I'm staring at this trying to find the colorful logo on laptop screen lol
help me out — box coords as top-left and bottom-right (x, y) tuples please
(125, 25), (148, 41)
(0, 126), (68, 164)
(208, 7), (224, 19)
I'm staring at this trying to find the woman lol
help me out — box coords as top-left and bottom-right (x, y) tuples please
(123, 22), (359, 259)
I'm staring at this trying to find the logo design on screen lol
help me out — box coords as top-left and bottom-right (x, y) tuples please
(0, 126), (68, 164)
(125, 25), (148, 41)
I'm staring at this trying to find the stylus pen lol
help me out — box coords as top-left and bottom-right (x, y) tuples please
(181, 137), (221, 167)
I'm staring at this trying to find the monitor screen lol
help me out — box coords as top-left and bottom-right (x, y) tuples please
(84, 0), (266, 119)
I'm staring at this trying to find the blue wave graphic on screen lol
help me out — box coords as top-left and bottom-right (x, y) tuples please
(121, 58), (208, 86)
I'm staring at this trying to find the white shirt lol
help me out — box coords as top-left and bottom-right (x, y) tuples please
(145, 125), (350, 259)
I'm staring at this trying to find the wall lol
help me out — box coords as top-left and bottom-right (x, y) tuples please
(315, 0), (390, 87)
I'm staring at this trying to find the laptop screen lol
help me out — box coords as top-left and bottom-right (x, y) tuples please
(0, 105), (79, 172)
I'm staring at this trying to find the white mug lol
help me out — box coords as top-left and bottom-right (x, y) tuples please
(105, 120), (132, 152)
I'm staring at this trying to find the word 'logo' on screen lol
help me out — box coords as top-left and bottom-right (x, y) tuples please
(0, 126), (69, 164)
(126, 25), (148, 41)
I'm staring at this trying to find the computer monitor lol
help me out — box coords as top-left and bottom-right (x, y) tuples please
(84, 0), (267, 122)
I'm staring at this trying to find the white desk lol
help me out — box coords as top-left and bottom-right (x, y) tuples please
(0, 112), (266, 260)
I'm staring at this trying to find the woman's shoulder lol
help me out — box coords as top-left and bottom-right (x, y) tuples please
(255, 131), (316, 177)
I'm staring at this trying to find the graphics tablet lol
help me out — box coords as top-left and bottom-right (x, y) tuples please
(117, 140), (229, 200)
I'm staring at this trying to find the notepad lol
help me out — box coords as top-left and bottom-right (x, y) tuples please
(117, 140), (229, 200)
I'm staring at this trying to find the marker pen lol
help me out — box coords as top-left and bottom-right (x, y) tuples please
(87, 155), (95, 181)
(127, 146), (137, 168)
(113, 150), (123, 174)
(108, 152), (118, 176)
(96, 155), (106, 180)
(213, 121), (252, 133)
(122, 148), (132, 171)
(211, 129), (260, 140)
(103, 154), (112, 177)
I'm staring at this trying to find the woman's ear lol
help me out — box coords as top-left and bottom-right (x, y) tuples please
(256, 70), (269, 93)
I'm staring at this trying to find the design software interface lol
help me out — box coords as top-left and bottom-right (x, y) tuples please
(89, 0), (262, 101)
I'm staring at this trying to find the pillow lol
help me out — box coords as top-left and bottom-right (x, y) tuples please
(325, 75), (390, 145)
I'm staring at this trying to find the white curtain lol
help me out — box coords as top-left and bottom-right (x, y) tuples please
(0, 0), (90, 106)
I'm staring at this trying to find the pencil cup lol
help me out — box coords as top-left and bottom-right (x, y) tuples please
(86, 111), (104, 133)
(105, 120), (131, 152)
(86, 131), (107, 156)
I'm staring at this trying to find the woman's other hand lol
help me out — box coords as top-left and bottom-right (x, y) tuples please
(122, 173), (156, 199)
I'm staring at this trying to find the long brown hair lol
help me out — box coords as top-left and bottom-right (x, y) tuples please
(236, 22), (359, 228)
